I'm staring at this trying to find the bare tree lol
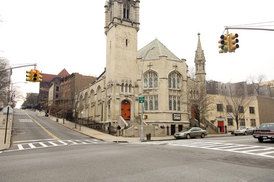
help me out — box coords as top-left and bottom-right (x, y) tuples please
(187, 81), (214, 127)
(224, 84), (251, 129)
(247, 74), (266, 95)
(188, 66), (196, 80)
(73, 92), (84, 128)
(25, 93), (39, 108)
(0, 58), (11, 106)
(10, 85), (24, 108)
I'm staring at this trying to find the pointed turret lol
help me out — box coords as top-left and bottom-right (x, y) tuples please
(194, 33), (206, 83)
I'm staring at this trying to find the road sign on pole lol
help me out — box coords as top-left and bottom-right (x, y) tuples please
(139, 96), (145, 103)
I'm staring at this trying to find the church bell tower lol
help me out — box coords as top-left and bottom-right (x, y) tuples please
(194, 33), (206, 83)
(104, 0), (140, 84)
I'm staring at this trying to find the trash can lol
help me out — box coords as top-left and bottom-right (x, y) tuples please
(146, 133), (151, 141)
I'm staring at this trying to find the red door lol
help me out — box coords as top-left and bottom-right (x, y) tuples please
(121, 100), (130, 120)
(218, 121), (224, 133)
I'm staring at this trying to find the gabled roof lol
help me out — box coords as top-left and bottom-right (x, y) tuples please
(57, 69), (70, 77)
(137, 38), (180, 61)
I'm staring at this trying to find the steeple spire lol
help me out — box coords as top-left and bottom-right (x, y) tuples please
(195, 33), (206, 83)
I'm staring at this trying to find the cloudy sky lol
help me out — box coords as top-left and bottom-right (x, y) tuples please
(0, 0), (274, 106)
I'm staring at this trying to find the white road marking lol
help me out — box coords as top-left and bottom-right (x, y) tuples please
(137, 140), (274, 159)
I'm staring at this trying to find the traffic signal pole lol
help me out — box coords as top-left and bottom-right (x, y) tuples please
(219, 26), (274, 53)
(225, 26), (274, 32)
(0, 63), (37, 73)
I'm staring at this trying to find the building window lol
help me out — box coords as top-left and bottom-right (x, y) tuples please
(238, 106), (244, 113)
(169, 96), (172, 110)
(249, 107), (255, 114)
(169, 96), (180, 111)
(145, 96), (158, 111)
(177, 98), (181, 111)
(168, 72), (181, 89)
(144, 97), (148, 110)
(123, 1), (130, 19)
(240, 119), (245, 126)
(121, 83), (124, 92)
(250, 119), (256, 126)
(154, 96), (158, 110)
(173, 97), (176, 111)
(227, 118), (233, 126)
(56, 86), (59, 91)
(217, 104), (223, 112)
(129, 84), (132, 93)
(226, 105), (233, 112)
(55, 93), (59, 99)
(125, 83), (128, 92)
(144, 72), (158, 89)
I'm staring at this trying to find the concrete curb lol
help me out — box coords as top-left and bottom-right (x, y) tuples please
(43, 112), (234, 143)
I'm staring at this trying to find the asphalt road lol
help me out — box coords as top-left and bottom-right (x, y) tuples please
(12, 109), (92, 142)
(1, 109), (274, 181)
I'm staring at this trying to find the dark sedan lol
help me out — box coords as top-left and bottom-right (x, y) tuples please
(253, 123), (274, 142)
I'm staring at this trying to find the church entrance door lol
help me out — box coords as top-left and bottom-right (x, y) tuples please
(121, 100), (130, 120)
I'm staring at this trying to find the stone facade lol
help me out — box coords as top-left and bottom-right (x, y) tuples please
(75, 1), (206, 136)
(207, 94), (260, 133)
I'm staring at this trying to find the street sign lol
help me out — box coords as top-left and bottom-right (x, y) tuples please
(139, 96), (145, 103)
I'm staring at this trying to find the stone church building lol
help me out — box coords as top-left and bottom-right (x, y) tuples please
(75, 0), (206, 137)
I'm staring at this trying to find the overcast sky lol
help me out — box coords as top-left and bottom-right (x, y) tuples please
(0, 0), (274, 106)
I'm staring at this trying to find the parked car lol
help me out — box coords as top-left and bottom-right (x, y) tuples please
(174, 127), (207, 139)
(253, 123), (274, 142)
(234, 126), (253, 136)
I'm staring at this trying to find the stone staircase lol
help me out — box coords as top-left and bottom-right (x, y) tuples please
(190, 118), (218, 134)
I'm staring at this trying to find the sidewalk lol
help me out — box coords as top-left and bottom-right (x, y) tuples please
(0, 110), (233, 151)
(0, 111), (13, 150)
(44, 112), (232, 143)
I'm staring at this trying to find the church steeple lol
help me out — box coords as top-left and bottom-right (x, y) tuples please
(194, 33), (206, 83)
(104, 0), (140, 35)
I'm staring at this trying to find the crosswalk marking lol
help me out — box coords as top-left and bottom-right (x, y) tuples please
(1, 139), (105, 153)
(39, 142), (48, 147)
(18, 144), (24, 150)
(58, 141), (68, 145)
(136, 140), (274, 159)
(67, 140), (78, 145)
(28, 143), (36, 148)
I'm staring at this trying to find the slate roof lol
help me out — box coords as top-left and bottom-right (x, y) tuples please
(137, 38), (180, 61)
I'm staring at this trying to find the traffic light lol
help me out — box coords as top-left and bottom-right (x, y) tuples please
(37, 70), (43, 82)
(26, 70), (33, 82)
(229, 33), (239, 52)
(33, 69), (38, 82)
(218, 34), (229, 53)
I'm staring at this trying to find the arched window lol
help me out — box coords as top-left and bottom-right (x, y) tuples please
(129, 84), (132, 93)
(90, 90), (95, 102)
(123, 1), (130, 19)
(168, 72), (181, 89)
(125, 83), (128, 92)
(97, 87), (102, 100)
(143, 72), (158, 89)
(144, 75), (148, 88)
(121, 83), (124, 92)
